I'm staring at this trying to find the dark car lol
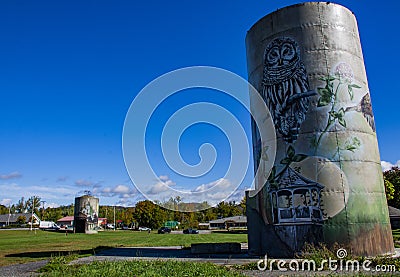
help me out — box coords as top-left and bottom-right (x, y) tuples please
(158, 227), (171, 234)
(183, 228), (199, 234)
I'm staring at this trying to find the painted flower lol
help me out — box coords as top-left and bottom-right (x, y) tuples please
(334, 62), (354, 84)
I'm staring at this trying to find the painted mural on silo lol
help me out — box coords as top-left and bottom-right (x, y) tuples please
(74, 195), (99, 234)
(246, 2), (394, 257)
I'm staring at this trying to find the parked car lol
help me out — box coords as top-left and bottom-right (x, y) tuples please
(39, 221), (60, 231)
(158, 227), (171, 234)
(138, 226), (151, 231)
(121, 225), (129, 230)
(106, 223), (115, 229)
(183, 228), (199, 234)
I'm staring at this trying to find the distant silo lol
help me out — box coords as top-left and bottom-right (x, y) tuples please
(74, 194), (99, 234)
(246, 2), (394, 257)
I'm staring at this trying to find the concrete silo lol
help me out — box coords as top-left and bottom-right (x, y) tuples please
(74, 194), (99, 234)
(246, 2), (394, 257)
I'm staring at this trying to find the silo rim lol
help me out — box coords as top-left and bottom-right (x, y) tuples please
(246, 1), (354, 36)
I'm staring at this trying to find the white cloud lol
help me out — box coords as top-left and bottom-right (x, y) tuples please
(0, 172), (22, 180)
(95, 184), (138, 202)
(112, 185), (130, 194)
(191, 178), (239, 204)
(102, 187), (111, 193)
(147, 177), (175, 195)
(381, 160), (400, 172)
(148, 182), (170, 194)
(143, 177), (243, 208)
(0, 182), (77, 206)
(0, 198), (12, 206)
(45, 202), (60, 208)
(224, 186), (246, 203)
(159, 175), (169, 182)
(193, 178), (232, 193)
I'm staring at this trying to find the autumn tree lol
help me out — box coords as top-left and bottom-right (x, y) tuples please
(15, 197), (27, 213)
(0, 205), (9, 215)
(16, 215), (26, 225)
(26, 196), (41, 215)
(215, 201), (242, 218)
(384, 166), (400, 209)
(133, 200), (167, 229)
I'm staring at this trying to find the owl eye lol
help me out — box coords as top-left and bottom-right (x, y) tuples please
(267, 47), (280, 62)
(281, 43), (295, 59)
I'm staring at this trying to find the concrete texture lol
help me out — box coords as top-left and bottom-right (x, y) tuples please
(246, 2), (393, 257)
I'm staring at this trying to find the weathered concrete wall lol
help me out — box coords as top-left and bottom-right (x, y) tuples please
(74, 195), (99, 234)
(246, 2), (393, 257)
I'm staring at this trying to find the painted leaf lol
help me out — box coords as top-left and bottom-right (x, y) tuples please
(292, 154), (307, 163)
(329, 110), (337, 118)
(317, 97), (330, 107)
(318, 76), (336, 82)
(346, 145), (357, 152)
(337, 108), (345, 118)
(287, 145), (295, 158)
(338, 117), (346, 127)
(350, 84), (361, 89)
(348, 86), (354, 100)
(280, 158), (291, 165)
(318, 87), (332, 97)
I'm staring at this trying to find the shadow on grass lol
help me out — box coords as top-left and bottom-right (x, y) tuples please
(5, 246), (111, 258)
(211, 230), (248, 234)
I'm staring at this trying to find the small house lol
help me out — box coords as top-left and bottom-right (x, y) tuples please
(57, 216), (74, 228)
(0, 213), (40, 227)
(209, 216), (247, 230)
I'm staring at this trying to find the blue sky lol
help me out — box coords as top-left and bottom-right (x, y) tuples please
(1, 0), (400, 208)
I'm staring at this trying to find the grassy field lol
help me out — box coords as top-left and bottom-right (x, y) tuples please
(392, 229), (400, 246)
(0, 230), (247, 266)
(40, 258), (246, 277)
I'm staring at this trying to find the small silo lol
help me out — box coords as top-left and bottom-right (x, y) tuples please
(246, 2), (394, 257)
(74, 194), (99, 234)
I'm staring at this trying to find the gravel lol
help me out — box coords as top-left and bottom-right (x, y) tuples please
(0, 260), (48, 277)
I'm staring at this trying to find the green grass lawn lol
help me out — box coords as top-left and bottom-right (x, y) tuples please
(392, 229), (400, 246)
(0, 230), (247, 266)
(40, 258), (246, 277)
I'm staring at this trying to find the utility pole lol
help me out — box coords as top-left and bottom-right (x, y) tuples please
(30, 197), (35, 231)
(40, 200), (46, 221)
(113, 205), (116, 231)
(7, 203), (11, 226)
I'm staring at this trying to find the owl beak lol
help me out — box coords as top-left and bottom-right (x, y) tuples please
(278, 58), (283, 66)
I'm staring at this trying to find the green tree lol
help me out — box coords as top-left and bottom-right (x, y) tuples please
(215, 201), (241, 218)
(0, 205), (9, 215)
(384, 179), (395, 201)
(26, 196), (41, 214)
(203, 208), (217, 222)
(239, 195), (246, 215)
(15, 197), (27, 213)
(133, 200), (167, 229)
(16, 215), (26, 225)
(44, 206), (65, 222)
(384, 166), (400, 208)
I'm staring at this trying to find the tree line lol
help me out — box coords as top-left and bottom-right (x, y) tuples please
(2, 165), (397, 229)
(0, 196), (246, 230)
(384, 166), (400, 209)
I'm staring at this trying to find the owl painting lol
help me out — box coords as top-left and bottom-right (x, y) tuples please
(261, 37), (314, 143)
(345, 93), (376, 132)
